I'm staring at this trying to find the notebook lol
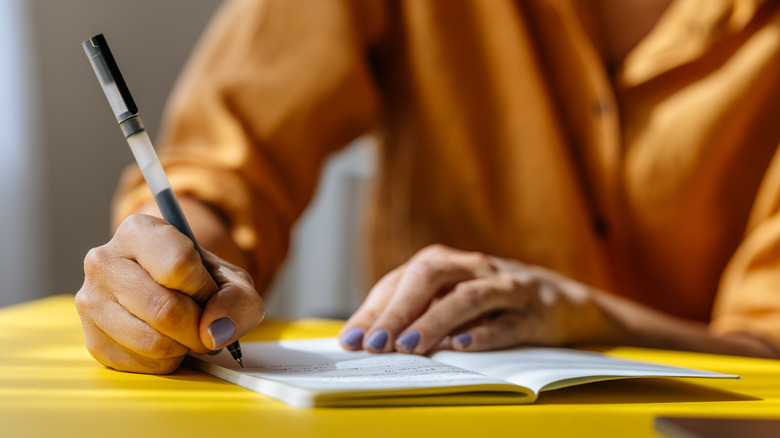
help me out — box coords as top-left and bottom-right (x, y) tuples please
(186, 337), (739, 408)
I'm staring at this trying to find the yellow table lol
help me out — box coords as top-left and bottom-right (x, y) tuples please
(2, 296), (779, 438)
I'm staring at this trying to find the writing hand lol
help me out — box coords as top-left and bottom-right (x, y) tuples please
(75, 214), (264, 374)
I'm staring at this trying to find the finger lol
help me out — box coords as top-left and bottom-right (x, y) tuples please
(452, 310), (544, 352)
(77, 287), (190, 369)
(339, 267), (404, 350)
(81, 247), (209, 354)
(394, 273), (522, 354)
(111, 214), (218, 302)
(203, 249), (254, 286)
(199, 261), (265, 350)
(365, 245), (496, 352)
(82, 320), (186, 375)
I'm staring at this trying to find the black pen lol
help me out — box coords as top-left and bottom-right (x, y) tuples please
(82, 33), (243, 367)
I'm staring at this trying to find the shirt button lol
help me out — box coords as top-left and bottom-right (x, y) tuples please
(593, 216), (610, 238)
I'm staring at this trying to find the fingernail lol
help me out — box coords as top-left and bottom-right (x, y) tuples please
(453, 333), (472, 349)
(365, 330), (388, 351)
(340, 327), (364, 349)
(396, 331), (421, 353)
(208, 317), (236, 349)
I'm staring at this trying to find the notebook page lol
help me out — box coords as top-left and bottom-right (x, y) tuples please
(190, 338), (516, 393)
(431, 347), (740, 393)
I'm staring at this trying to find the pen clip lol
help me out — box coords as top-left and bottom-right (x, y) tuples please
(82, 33), (138, 123)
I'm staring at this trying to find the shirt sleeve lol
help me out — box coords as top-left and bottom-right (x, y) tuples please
(712, 145), (780, 353)
(112, 0), (386, 288)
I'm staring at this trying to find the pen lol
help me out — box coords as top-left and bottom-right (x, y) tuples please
(82, 33), (243, 368)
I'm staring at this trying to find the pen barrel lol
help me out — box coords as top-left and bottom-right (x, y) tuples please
(125, 128), (206, 263)
(125, 129), (172, 196)
(154, 187), (205, 259)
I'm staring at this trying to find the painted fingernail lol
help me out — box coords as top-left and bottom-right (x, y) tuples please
(366, 330), (388, 351)
(396, 331), (421, 353)
(453, 333), (472, 349)
(340, 328), (364, 349)
(208, 317), (236, 350)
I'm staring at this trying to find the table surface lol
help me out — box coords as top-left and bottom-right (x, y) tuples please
(2, 295), (780, 438)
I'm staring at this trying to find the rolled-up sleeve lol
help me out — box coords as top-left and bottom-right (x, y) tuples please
(712, 147), (780, 353)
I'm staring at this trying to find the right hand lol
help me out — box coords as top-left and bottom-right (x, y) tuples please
(75, 214), (265, 374)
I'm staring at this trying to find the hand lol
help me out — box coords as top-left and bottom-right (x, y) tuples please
(75, 214), (265, 374)
(339, 244), (615, 355)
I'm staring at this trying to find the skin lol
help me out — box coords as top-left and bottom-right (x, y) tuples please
(76, 200), (264, 374)
(340, 244), (778, 358)
(75, 200), (777, 376)
(75, 0), (779, 374)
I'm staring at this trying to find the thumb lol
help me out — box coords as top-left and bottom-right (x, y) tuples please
(199, 263), (265, 350)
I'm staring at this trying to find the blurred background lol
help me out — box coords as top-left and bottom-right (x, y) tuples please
(0, 0), (373, 319)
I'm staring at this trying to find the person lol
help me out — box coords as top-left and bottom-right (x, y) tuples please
(75, 0), (780, 374)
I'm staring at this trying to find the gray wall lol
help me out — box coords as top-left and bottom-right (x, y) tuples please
(1, 0), (371, 318)
(0, 0), (45, 307)
(31, 0), (223, 303)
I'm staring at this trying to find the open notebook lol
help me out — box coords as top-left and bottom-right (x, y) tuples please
(186, 338), (739, 408)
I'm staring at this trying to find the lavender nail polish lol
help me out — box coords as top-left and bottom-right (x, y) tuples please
(396, 331), (421, 352)
(340, 327), (364, 349)
(453, 332), (472, 349)
(366, 330), (388, 351)
(208, 317), (236, 349)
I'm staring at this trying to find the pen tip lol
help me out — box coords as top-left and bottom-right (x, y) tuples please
(227, 341), (243, 367)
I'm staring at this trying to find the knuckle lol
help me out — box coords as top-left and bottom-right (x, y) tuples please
(74, 287), (94, 315)
(406, 258), (437, 282)
(235, 268), (254, 286)
(418, 309), (450, 335)
(496, 272), (518, 291)
(456, 282), (486, 307)
(467, 251), (491, 269)
(139, 330), (179, 360)
(213, 258), (255, 286)
(118, 214), (151, 235)
(165, 230), (197, 261)
(148, 292), (187, 330)
(370, 269), (403, 296)
(169, 247), (197, 277)
(161, 241), (200, 284)
(416, 243), (449, 260)
(83, 246), (111, 277)
(511, 267), (537, 288)
(391, 306), (419, 325)
(377, 305), (420, 330)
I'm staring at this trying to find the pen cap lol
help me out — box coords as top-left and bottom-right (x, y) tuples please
(82, 34), (138, 124)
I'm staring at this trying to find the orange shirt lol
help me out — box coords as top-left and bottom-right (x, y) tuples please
(114, 0), (780, 351)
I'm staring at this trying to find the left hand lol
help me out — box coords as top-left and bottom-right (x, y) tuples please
(339, 244), (616, 354)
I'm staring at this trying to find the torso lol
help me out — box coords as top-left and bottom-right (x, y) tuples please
(593, 0), (674, 69)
